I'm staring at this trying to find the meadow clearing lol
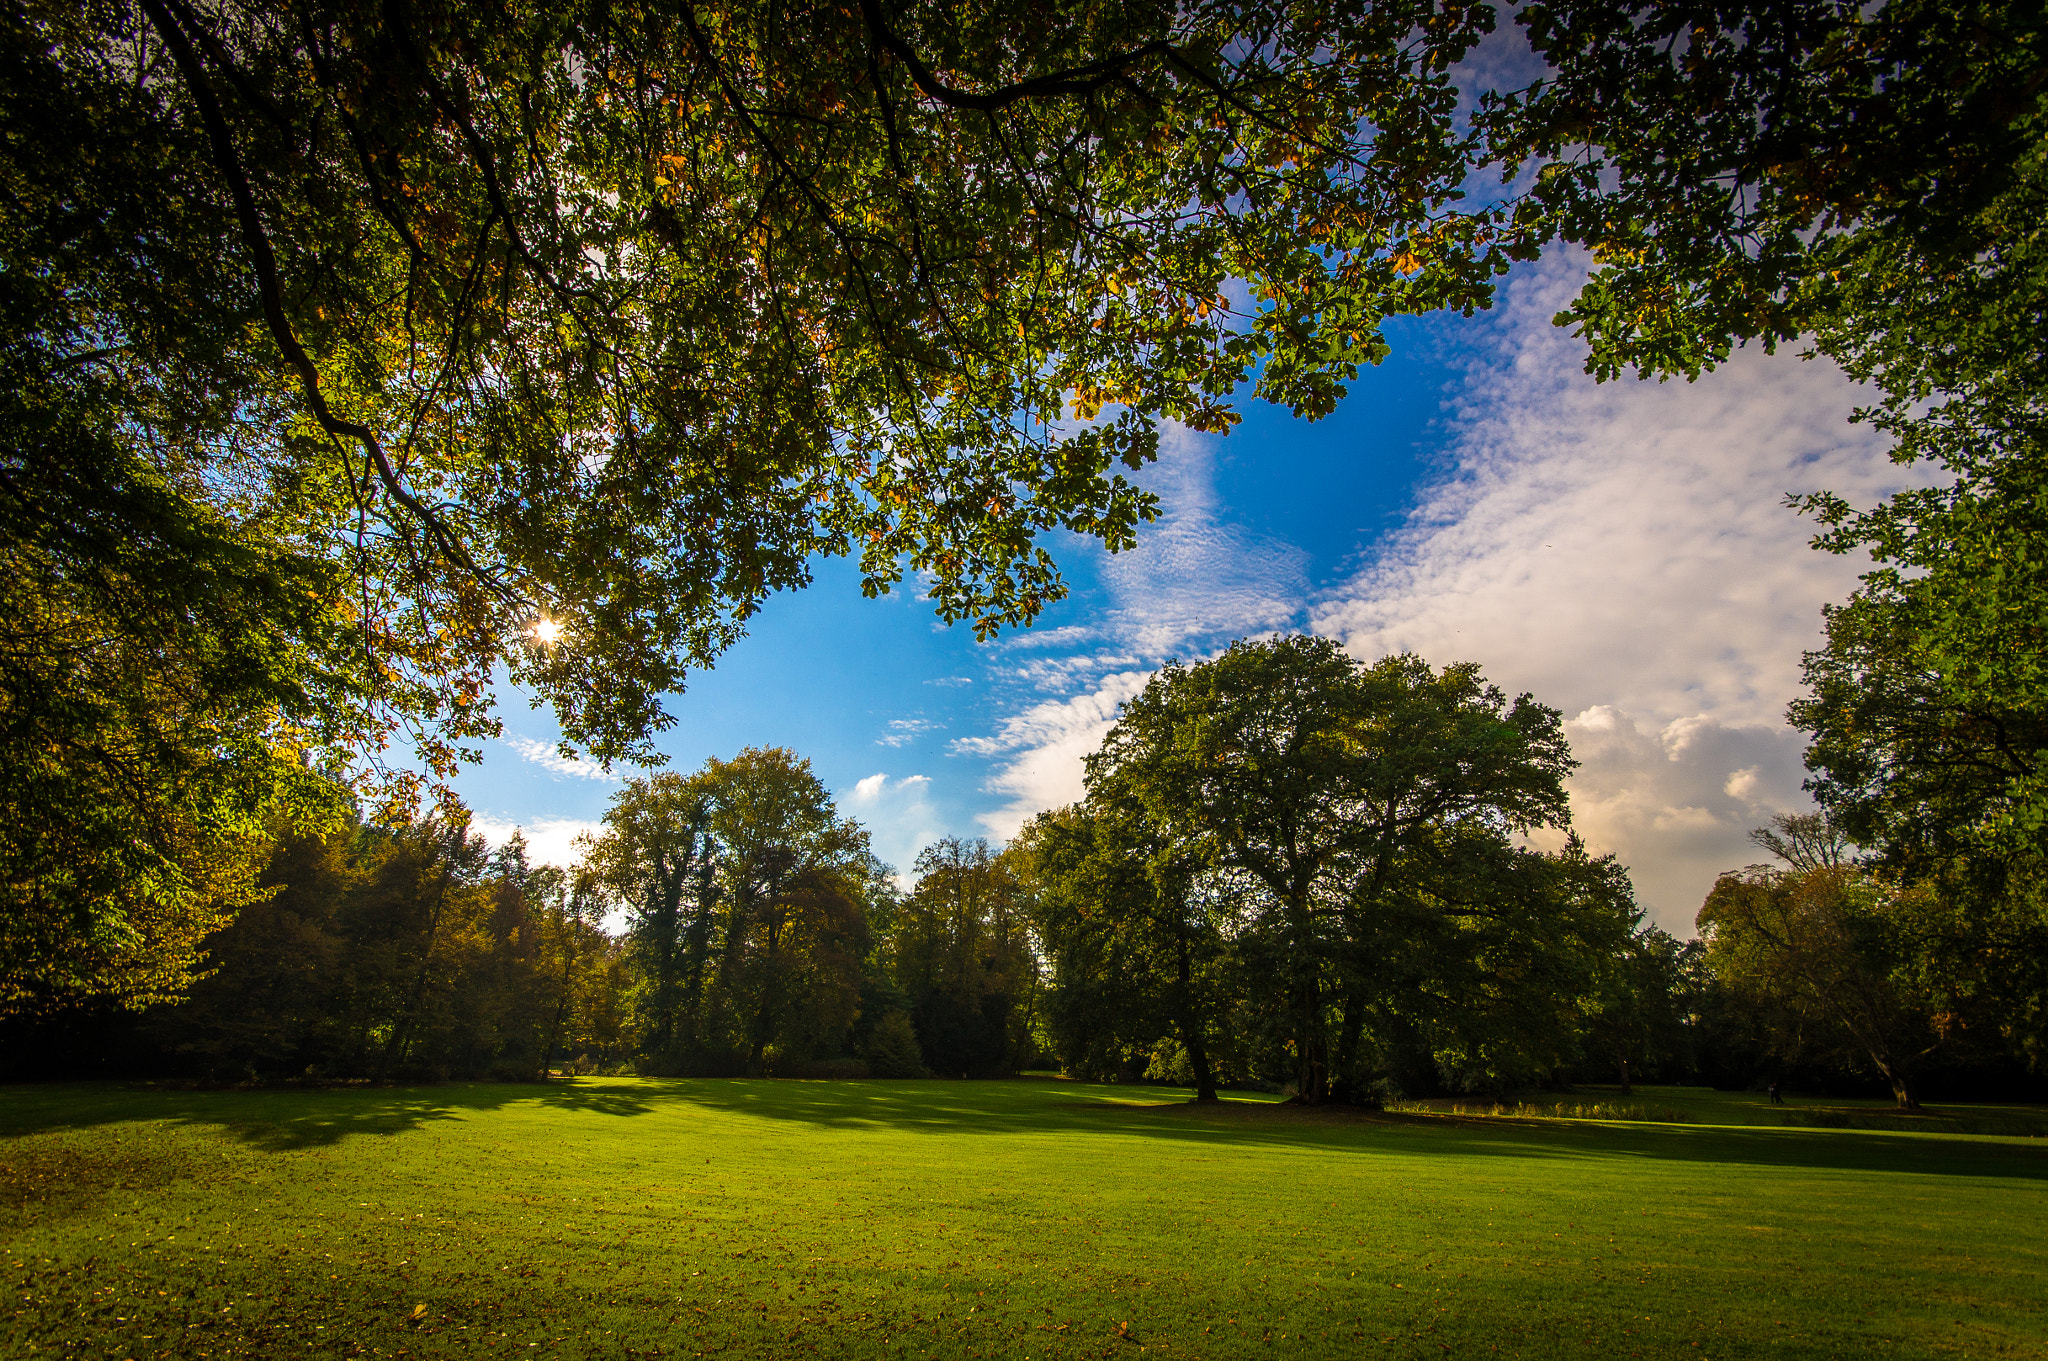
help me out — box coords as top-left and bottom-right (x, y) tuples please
(3, 1078), (2042, 1361)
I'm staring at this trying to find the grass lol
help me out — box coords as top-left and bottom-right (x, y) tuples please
(3, 1079), (2043, 1360)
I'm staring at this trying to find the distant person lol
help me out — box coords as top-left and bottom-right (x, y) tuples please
(1768, 1081), (1784, 1105)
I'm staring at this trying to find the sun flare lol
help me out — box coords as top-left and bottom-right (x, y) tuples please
(529, 618), (566, 646)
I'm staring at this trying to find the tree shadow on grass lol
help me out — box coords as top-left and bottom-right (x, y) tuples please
(5, 1077), (2045, 1182)
(0, 1078), (660, 1151)
(639, 1077), (2048, 1183)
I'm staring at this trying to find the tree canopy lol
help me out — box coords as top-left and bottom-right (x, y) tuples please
(4, 0), (1540, 1006)
(9, 0), (1520, 769)
(1051, 637), (1636, 1103)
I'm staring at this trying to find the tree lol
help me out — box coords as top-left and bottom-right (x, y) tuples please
(584, 774), (718, 1063)
(8, 0), (1522, 778)
(893, 837), (1039, 1076)
(1021, 800), (1235, 1100)
(1088, 637), (1591, 1102)
(538, 870), (608, 1078)
(588, 747), (876, 1074)
(1699, 864), (1940, 1109)
(1698, 816), (1953, 1109)
(0, 389), (351, 1016)
(1581, 926), (1695, 1095)
(697, 748), (875, 1075)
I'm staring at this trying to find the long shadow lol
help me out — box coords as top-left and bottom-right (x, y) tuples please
(5, 1077), (2045, 1183)
(653, 1077), (2048, 1182)
(0, 1078), (661, 1151)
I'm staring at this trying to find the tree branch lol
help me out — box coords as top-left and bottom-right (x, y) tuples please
(137, 0), (510, 600)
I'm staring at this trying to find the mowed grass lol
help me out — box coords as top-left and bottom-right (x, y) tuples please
(3, 1079), (2043, 1360)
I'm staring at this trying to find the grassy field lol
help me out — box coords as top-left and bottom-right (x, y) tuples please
(3, 1079), (2042, 1360)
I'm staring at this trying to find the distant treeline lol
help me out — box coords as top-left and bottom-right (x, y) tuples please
(9, 644), (2042, 1107)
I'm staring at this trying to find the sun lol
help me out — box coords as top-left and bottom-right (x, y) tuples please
(529, 618), (566, 646)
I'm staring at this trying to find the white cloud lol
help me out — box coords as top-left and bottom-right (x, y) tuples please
(468, 814), (602, 870)
(958, 671), (1153, 839)
(949, 425), (1308, 822)
(925, 675), (975, 687)
(1003, 650), (1143, 692)
(842, 772), (945, 885)
(993, 624), (1099, 651)
(506, 736), (621, 782)
(875, 717), (942, 748)
(1313, 251), (1926, 927)
(1521, 707), (1808, 933)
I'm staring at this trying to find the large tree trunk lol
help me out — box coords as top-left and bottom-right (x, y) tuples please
(1294, 973), (1327, 1105)
(1171, 930), (1218, 1102)
(1289, 893), (1326, 1104)
(746, 908), (785, 1077)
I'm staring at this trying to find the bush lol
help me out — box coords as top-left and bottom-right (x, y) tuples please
(865, 1011), (930, 1078)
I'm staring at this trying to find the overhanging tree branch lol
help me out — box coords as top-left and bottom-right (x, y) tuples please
(138, 0), (512, 602)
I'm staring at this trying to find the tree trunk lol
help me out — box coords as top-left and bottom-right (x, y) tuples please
(1618, 1057), (1631, 1096)
(746, 907), (785, 1077)
(1881, 1063), (1919, 1110)
(1290, 893), (1326, 1104)
(379, 860), (453, 1083)
(542, 925), (580, 1080)
(1171, 929), (1218, 1102)
(1294, 972), (1327, 1105)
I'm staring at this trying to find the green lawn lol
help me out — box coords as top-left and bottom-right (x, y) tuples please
(4, 1079), (2042, 1360)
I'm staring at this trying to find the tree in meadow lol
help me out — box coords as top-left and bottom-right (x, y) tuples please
(584, 774), (719, 1065)
(894, 837), (1040, 1076)
(1020, 801), (1236, 1100)
(1088, 637), (1610, 1102)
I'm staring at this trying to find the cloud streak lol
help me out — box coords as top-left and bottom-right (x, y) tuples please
(506, 736), (621, 783)
(1100, 423), (1309, 658)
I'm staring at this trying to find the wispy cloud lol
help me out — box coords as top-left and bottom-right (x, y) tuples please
(958, 671), (1153, 839)
(993, 624), (1099, 651)
(1001, 651), (1143, 692)
(1100, 423), (1309, 657)
(876, 717), (942, 748)
(925, 675), (975, 687)
(506, 736), (621, 783)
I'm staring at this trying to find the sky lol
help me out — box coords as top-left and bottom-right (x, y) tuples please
(454, 249), (1916, 935)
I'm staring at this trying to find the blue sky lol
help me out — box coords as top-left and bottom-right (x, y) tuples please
(456, 252), (1913, 934)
